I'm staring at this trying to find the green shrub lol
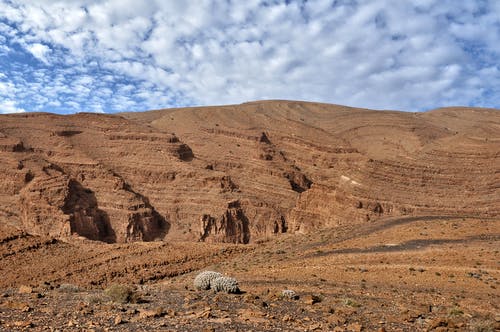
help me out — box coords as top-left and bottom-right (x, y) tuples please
(104, 284), (140, 304)
(343, 298), (361, 307)
(448, 306), (464, 317)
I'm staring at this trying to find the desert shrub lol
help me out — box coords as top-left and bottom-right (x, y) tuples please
(343, 298), (361, 307)
(470, 321), (495, 332)
(448, 306), (464, 317)
(58, 283), (80, 293)
(281, 289), (299, 300)
(211, 276), (240, 294)
(85, 294), (104, 304)
(104, 284), (139, 304)
(193, 271), (223, 290)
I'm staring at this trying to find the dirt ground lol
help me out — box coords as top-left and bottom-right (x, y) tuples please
(1, 215), (498, 331)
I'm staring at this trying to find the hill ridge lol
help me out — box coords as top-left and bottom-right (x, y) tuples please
(0, 100), (498, 244)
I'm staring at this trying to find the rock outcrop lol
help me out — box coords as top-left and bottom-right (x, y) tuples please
(199, 200), (250, 244)
(18, 168), (73, 239)
(17, 161), (168, 243)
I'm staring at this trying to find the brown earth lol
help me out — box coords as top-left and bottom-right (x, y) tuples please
(0, 100), (498, 331)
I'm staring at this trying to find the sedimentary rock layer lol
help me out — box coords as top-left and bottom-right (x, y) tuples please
(0, 101), (498, 243)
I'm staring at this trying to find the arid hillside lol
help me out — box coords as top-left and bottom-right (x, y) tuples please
(0, 100), (498, 244)
(0, 101), (499, 331)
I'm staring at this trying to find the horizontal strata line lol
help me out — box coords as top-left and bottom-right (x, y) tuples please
(0, 232), (28, 244)
(58, 248), (217, 279)
(1, 238), (58, 258)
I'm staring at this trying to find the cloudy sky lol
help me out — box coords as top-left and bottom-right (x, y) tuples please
(0, 0), (499, 114)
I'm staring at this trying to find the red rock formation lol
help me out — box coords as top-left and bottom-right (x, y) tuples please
(16, 161), (167, 243)
(18, 168), (72, 239)
(199, 200), (250, 244)
(0, 101), (498, 244)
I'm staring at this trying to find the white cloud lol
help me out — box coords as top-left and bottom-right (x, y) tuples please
(26, 43), (51, 64)
(0, 99), (25, 113)
(0, 0), (499, 113)
(0, 81), (15, 95)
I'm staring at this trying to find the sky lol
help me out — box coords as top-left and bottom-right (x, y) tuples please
(0, 0), (499, 114)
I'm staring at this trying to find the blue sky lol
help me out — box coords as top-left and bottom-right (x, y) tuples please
(0, 0), (499, 114)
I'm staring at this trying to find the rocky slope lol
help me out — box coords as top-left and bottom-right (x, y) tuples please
(0, 101), (498, 244)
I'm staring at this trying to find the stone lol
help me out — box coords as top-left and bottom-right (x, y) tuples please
(14, 321), (34, 328)
(203, 328), (216, 332)
(347, 322), (363, 332)
(31, 293), (44, 299)
(309, 322), (322, 330)
(327, 314), (347, 325)
(114, 315), (124, 325)
(195, 308), (212, 319)
(304, 294), (321, 305)
(429, 317), (449, 329)
(139, 307), (165, 319)
(166, 309), (177, 317)
(18, 285), (33, 294)
(3, 301), (31, 312)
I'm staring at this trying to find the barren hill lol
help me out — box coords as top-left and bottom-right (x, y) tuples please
(1, 101), (498, 244)
(0, 101), (499, 330)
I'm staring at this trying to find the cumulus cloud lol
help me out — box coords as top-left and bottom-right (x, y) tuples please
(0, 0), (499, 113)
